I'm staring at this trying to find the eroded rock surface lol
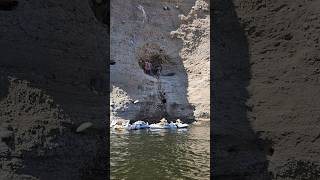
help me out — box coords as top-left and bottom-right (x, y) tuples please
(110, 0), (210, 123)
(213, 0), (320, 179)
(0, 0), (108, 179)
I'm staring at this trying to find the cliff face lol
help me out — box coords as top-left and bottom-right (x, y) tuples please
(110, 0), (210, 123)
(214, 0), (320, 179)
(173, 0), (210, 119)
(0, 0), (108, 179)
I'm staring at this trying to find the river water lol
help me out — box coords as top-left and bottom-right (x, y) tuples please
(110, 121), (210, 180)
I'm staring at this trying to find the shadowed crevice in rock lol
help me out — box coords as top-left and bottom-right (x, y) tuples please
(89, 0), (108, 25)
(212, 0), (271, 179)
(0, 71), (9, 101)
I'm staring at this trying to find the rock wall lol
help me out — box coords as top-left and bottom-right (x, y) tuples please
(0, 0), (108, 179)
(110, 0), (210, 123)
(213, 0), (320, 179)
(172, 0), (210, 119)
(110, 0), (199, 123)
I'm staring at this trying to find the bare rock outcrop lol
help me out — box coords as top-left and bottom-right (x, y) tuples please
(0, 0), (108, 179)
(172, 0), (210, 120)
(110, 0), (198, 123)
(214, 0), (320, 179)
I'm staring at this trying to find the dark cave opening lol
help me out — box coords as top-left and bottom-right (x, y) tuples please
(137, 43), (170, 76)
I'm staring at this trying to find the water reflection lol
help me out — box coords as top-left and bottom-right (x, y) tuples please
(111, 121), (210, 180)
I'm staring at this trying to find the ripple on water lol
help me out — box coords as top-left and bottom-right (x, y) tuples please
(111, 122), (210, 180)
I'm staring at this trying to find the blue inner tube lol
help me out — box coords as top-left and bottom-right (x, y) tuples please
(130, 124), (150, 130)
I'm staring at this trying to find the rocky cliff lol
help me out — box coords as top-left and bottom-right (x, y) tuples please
(110, 0), (210, 123)
(172, 0), (210, 119)
(0, 0), (108, 179)
(213, 0), (320, 179)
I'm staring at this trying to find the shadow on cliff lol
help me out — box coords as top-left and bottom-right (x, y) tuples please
(0, 71), (9, 101)
(0, 0), (109, 179)
(212, 0), (271, 179)
(1, 54), (108, 180)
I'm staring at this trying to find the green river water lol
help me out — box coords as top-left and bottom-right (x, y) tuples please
(110, 121), (210, 180)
